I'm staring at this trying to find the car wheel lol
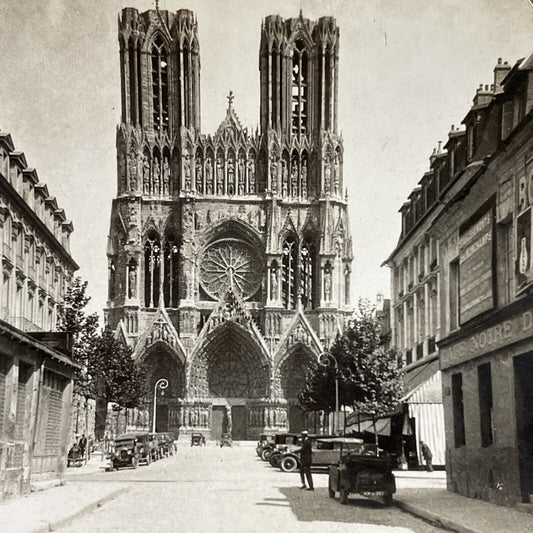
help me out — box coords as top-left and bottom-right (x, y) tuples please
(261, 448), (271, 461)
(269, 454), (281, 468)
(280, 456), (298, 473)
(328, 477), (335, 498)
(340, 489), (348, 505)
(383, 491), (393, 506)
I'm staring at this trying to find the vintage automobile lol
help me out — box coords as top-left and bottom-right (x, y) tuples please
(256, 433), (275, 459)
(110, 432), (152, 469)
(327, 439), (396, 506)
(268, 433), (302, 468)
(157, 432), (177, 457)
(191, 432), (206, 446)
(67, 443), (84, 467)
(279, 436), (362, 473)
(220, 433), (232, 447)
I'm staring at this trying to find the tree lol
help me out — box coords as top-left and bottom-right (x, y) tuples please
(57, 277), (99, 433)
(299, 298), (403, 431)
(89, 328), (148, 436)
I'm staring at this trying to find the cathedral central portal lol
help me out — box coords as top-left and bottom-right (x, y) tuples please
(105, 7), (353, 440)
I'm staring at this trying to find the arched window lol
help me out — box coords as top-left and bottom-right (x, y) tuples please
(163, 234), (180, 308)
(300, 235), (317, 310)
(128, 39), (137, 125)
(292, 40), (308, 135)
(282, 235), (298, 309)
(144, 232), (161, 308)
(151, 36), (169, 132)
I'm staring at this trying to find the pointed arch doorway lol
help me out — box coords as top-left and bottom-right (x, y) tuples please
(190, 323), (270, 440)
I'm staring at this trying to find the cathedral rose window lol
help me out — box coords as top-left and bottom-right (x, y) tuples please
(199, 238), (262, 300)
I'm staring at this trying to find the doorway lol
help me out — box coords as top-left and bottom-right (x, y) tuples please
(155, 404), (169, 432)
(514, 353), (533, 501)
(212, 406), (225, 440)
(231, 406), (247, 440)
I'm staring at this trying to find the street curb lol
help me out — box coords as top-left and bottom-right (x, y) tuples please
(44, 487), (129, 532)
(394, 499), (476, 533)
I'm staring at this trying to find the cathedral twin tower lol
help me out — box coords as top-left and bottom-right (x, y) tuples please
(106, 7), (352, 439)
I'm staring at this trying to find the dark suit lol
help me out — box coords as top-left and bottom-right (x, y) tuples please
(298, 437), (313, 488)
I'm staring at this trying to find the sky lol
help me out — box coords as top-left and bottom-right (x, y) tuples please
(0, 0), (532, 317)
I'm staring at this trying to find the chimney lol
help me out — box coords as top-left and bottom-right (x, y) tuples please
(430, 147), (437, 165)
(493, 58), (511, 94)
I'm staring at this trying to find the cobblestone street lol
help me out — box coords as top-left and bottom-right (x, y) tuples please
(61, 444), (446, 533)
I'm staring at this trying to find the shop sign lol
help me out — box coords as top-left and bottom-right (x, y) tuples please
(440, 309), (533, 369)
(459, 205), (494, 324)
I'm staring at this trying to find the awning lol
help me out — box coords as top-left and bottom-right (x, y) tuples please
(401, 357), (441, 403)
(346, 416), (391, 436)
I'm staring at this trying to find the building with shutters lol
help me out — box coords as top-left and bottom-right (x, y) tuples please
(0, 130), (79, 499)
(104, 8), (353, 441)
(386, 53), (533, 507)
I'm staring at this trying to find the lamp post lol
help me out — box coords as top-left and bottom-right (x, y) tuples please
(319, 351), (339, 435)
(152, 378), (169, 433)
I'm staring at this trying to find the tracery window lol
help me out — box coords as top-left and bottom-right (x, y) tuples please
(163, 235), (180, 308)
(300, 236), (317, 310)
(144, 232), (161, 308)
(151, 36), (169, 132)
(292, 40), (308, 135)
(282, 235), (298, 309)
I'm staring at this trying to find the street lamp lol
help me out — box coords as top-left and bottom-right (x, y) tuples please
(319, 351), (339, 435)
(152, 378), (169, 433)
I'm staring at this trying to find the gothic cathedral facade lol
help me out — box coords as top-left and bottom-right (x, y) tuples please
(105, 7), (353, 440)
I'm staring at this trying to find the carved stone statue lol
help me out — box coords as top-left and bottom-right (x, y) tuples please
(195, 159), (203, 193)
(163, 157), (170, 195)
(301, 160), (308, 197)
(184, 153), (191, 190)
(324, 159), (331, 194)
(216, 155), (224, 192)
(153, 159), (161, 195)
(227, 157), (235, 195)
(128, 263), (137, 298)
(334, 155), (340, 195)
(270, 158), (277, 192)
(270, 266), (278, 300)
(127, 150), (136, 190)
(324, 268), (332, 301)
(281, 160), (288, 196)
(291, 160), (298, 196)
(206, 158), (213, 194)
(248, 159), (255, 193)
(143, 156), (150, 194)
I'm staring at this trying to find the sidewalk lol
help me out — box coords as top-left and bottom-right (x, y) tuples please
(0, 481), (127, 533)
(394, 481), (533, 533)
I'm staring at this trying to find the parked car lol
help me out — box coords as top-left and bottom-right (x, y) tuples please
(220, 433), (232, 447)
(256, 433), (275, 458)
(110, 432), (152, 469)
(327, 439), (396, 506)
(156, 432), (177, 457)
(191, 432), (206, 446)
(268, 433), (302, 467)
(279, 436), (363, 473)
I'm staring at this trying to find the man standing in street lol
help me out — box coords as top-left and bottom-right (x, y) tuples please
(295, 430), (314, 490)
(420, 440), (433, 472)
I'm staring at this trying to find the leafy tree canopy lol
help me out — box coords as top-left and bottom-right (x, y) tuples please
(299, 298), (403, 417)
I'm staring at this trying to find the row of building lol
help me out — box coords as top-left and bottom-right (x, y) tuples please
(0, 132), (78, 499)
(385, 53), (533, 505)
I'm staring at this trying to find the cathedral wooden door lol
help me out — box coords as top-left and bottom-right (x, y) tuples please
(231, 406), (247, 440)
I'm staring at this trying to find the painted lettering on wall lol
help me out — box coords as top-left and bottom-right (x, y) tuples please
(441, 310), (533, 369)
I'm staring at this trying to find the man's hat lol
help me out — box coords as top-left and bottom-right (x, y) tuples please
(301, 430), (309, 435)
